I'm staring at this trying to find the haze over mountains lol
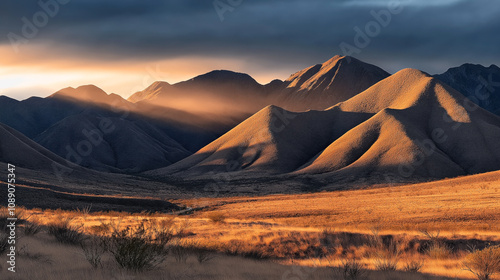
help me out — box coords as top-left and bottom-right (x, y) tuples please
(1, 55), (500, 187)
(0, 92), (218, 172)
(150, 68), (500, 182)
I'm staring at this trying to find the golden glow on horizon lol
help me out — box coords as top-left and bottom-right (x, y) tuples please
(0, 44), (290, 100)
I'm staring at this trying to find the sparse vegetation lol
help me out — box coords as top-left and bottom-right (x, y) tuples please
(420, 229), (453, 259)
(170, 241), (189, 263)
(426, 242), (453, 259)
(77, 204), (93, 216)
(7, 177), (500, 279)
(196, 247), (216, 264)
(336, 258), (367, 280)
(106, 220), (170, 271)
(207, 211), (226, 223)
(81, 236), (106, 269)
(403, 259), (425, 273)
(374, 255), (399, 271)
(463, 245), (500, 280)
(23, 219), (42, 236)
(47, 218), (85, 245)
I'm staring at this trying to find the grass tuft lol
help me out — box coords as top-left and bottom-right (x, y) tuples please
(47, 218), (84, 245)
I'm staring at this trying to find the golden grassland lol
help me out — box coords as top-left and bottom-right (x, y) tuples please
(4, 172), (500, 279)
(176, 171), (500, 233)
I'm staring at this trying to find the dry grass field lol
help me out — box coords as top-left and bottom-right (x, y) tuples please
(2, 171), (500, 279)
(2, 232), (467, 280)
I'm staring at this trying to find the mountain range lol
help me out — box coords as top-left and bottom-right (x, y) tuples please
(149, 68), (500, 183)
(1, 55), (500, 187)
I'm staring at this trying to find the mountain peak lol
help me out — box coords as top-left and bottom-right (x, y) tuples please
(148, 81), (172, 89)
(322, 55), (358, 66)
(127, 81), (172, 103)
(278, 55), (390, 110)
(50, 84), (109, 102)
(392, 68), (431, 79)
(337, 68), (467, 115)
(184, 70), (260, 86)
(0, 95), (19, 103)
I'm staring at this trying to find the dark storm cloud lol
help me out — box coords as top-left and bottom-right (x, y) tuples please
(1, 0), (499, 74)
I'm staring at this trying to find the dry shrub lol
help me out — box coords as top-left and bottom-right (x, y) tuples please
(89, 222), (111, 235)
(373, 239), (401, 271)
(77, 204), (92, 216)
(23, 219), (42, 236)
(188, 240), (216, 264)
(426, 242), (452, 259)
(170, 240), (189, 263)
(419, 229), (453, 259)
(374, 256), (398, 271)
(403, 259), (425, 273)
(463, 246), (500, 280)
(106, 220), (172, 271)
(81, 236), (106, 269)
(336, 258), (367, 280)
(196, 247), (216, 264)
(47, 218), (84, 245)
(223, 240), (243, 256)
(260, 232), (328, 259)
(207, 211), (226, 223)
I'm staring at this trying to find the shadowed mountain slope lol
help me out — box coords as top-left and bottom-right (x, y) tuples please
(434, 63), (500, 115)
(0, 122), (79, 172)
(34, 112), (192, 173)
(149, 69), (500, 182)
(0, 88), (219, 173)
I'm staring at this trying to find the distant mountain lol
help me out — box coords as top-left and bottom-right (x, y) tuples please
(128, 70), (270, 116)
(149, 69), (500, 183)
(434, 64), (500, 115)
(175, 70), (264, 93)
(275, 55), (390, 111)
(0, 122), (79, 172)
(129, 57), (389, 114)
(50, 85), (127, 106)
(34, 112), (192, 173)
(127, 81), (173, 103)
(0, 87), (221, 173)
(0, 96), (86, 138)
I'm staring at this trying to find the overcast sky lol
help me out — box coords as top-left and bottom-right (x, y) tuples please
(1, 0), (499, 99)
